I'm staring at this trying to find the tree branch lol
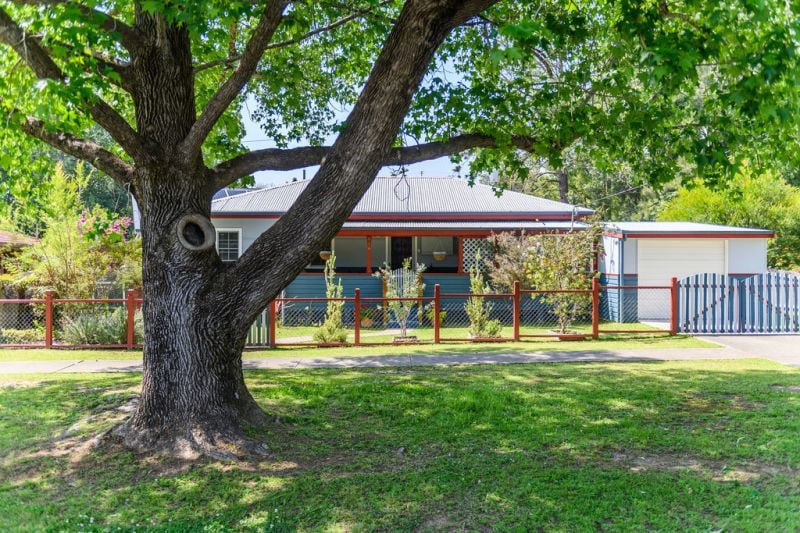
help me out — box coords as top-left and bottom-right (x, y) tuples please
(0, 7), (147, 160)
(193, 0), (393, 74)
(11, 0), (143, 51)
(219, 0), (501, 323)
(210, 134), (536, 189)
(19, 115), (133, 185)
(657, 1), (702, 31)
(181, 0), (289, 157)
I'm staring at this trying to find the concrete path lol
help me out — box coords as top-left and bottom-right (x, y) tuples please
(696, 335), (799, 366)
(0, 335), (796, 374)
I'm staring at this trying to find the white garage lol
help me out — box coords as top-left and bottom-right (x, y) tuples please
(599, 222), (774, 321)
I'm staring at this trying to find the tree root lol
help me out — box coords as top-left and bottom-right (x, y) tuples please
(113, 417), (271, 461)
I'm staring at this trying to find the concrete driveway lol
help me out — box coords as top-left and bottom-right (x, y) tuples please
(697, 335), (800, 366)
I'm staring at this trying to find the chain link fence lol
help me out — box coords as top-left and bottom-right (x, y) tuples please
(0, 299), (46, 346)
(519, 291), (593, 338)
(599, 285), (674, 334)
(0, 292), (142, 348)
(0, 283), (677, 349)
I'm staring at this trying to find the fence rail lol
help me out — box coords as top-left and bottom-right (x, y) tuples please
(0, 281), (679, 349)
(263, 278), (678, 348)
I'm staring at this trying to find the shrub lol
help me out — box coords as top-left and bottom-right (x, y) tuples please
(422, 303), (446, 326)
(465, 252), (502, 338)
(61, 307), (143, 345)
(313, 253), (348, 344)
(488, 219), (602, 333)
(0, 328), (43, 344)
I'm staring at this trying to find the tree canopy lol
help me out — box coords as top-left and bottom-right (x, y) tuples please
(0, 1), (798, 193)
(660, 163), (800, 270)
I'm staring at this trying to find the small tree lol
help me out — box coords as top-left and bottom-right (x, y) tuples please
(487, 221), (602, 333)
(487, 232), (532, 291)
(465, 251), (502, 338)
(313, 253), (347, 344)
(524, 224), (602, 333)
(375, 259), (426, 338)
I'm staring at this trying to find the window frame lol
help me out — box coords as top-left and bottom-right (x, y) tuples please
(215, 228), (242, 263)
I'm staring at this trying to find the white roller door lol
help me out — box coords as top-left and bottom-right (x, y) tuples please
(637, 239), (726, 320)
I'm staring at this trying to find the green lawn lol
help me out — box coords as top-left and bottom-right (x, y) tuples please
(1, 359), (799, 531)
(0, 332), (715, 361)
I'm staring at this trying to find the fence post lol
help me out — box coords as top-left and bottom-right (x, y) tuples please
(434, 284), (441, 344)
(513, 280), (521, 341)
(126, 289), (136, 349)
(268, 300), (277, 348)
(44, 290), (54, 348)
(591, 277), (600, 339)
(354, 288), (361, 346)
(670, 276), (679, 335)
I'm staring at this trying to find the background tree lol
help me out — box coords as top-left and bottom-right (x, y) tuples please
(6, 164), (140, 298)
(660, 163), (800, 270)
(0, 0), (797, 458)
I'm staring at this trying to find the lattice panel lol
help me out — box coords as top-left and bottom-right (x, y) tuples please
(462, 238), (493, 272)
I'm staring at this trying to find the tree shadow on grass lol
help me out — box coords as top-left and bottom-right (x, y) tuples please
(1, 361), (800, 530)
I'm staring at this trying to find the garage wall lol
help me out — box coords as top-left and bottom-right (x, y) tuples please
(623, 239), (638, 275)
(727, 239), (768, 275)
(637, 239), (726, 284)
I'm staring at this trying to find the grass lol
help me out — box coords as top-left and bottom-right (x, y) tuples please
(0, 332), (716, 361)
(1, 359), (799, 531)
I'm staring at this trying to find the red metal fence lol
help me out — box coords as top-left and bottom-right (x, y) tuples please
(0, 280), (680, 349)
(0, 290), (143, 349)
(264, 278), (680, 348)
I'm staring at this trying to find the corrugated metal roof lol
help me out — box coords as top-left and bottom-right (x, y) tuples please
(133, 187), (261, 231)
(605, 222), (773, 235)
(342, 221), (587, 231)
(211, 176), (593, 216)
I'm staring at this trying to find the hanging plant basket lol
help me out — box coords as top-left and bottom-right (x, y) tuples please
(319, 250), (332, 261)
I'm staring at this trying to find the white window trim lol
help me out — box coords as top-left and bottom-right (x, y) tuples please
(215, 228), (242, 261)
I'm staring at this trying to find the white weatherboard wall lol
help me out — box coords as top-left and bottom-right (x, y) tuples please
(635, 239), (726, 320)
(211, 217), (275, 255)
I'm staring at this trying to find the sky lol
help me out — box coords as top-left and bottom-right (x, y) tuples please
(241, 104), (461, 189)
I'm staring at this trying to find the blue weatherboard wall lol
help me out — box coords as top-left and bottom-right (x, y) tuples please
(278, 273), (471, 328)
(283, 274), (469, 299)
(600, 274), (639, 322)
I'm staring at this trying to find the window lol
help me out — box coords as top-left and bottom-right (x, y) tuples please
(333, 237), (368, 273)
(371, 237), (388, 272)
(216, 229), (241, 262)
(417, 236), (458, 273)
(305, 239), (332, 272)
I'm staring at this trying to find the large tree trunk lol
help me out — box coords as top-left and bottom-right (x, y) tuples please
(115, 168), (269, 459)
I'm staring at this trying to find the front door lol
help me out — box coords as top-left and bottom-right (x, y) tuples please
(390, 237), (413, 269)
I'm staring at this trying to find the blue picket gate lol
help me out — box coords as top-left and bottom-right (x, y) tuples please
(678, 272), (800, 334)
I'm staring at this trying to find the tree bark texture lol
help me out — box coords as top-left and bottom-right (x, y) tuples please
(1, 0), (500, 458)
